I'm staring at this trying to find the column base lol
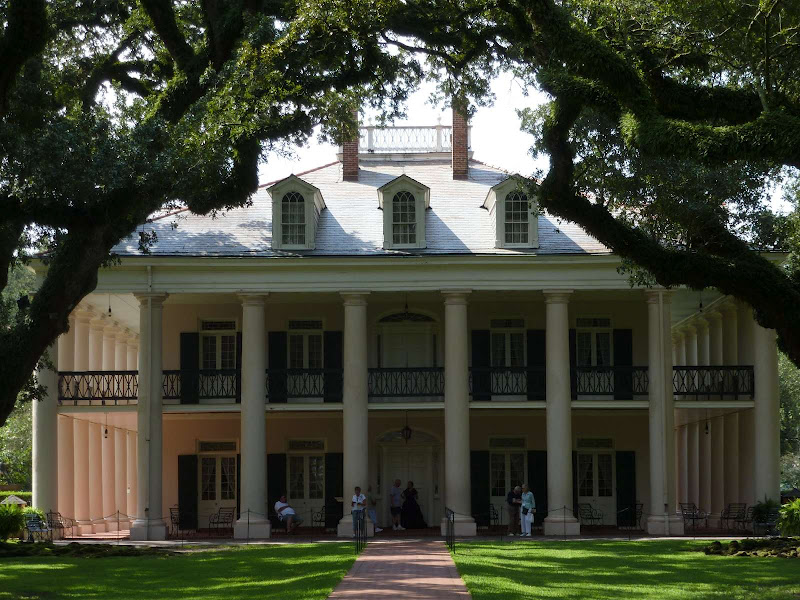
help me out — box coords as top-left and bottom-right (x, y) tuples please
(92, 519), (107, 534)
(234, 518), (271, 539)
(440, 516), (476, 537)
(337, 514), (375, 538)
(646, 515), (684, 536)
(543, 516), (581, 536)
(104, 518), (118, 532)
(77, 521), (94, 536)
(129, 519), (167, 541)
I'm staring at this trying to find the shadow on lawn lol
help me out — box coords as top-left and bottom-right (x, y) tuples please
(452, 540), (800, 600)
(0, 544), (356, 600)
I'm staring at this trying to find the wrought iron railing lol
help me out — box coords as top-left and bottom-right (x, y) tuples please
(672, 366), (754, 399)
(265, 368), (342, 401)
(161, 369), (239, 401)
(468, 366), (545, 398)
(574, 366), (649, 396)
(57, 371), (138, 405)
(367, 367), (444, 398)
(445, 506), (455, 553)
(163, 370), (181, 400)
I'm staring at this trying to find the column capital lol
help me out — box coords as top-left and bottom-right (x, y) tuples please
(705, 310), (723, 324)
(672, 331), (684, 344)
(238, 292), (269, 306)
(133, 292), (169, 307)
(679, 324), (697, 335)
(718, 300), (738, 316)
(73, 307), (95, 323)
(89, 315), (108, 330)
(341, 291), (370, 306)
(644, 289), (673, 304)
(103, 321), (121, 337)
(693, 316), (709, 332)
(543, 289), (573, 304)
(441, 289), (471, 304)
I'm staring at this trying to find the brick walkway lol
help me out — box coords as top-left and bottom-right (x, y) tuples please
(328, 540), (470, 599)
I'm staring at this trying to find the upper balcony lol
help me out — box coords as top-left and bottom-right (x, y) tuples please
(56, 364), (755, 406)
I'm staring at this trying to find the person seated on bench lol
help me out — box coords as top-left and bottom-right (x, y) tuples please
(274, 494), (303, 533)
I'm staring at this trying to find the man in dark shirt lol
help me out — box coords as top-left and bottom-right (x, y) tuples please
(506, 485), (522, 536)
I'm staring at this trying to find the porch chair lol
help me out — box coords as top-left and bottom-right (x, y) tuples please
(679, 503), (708, 531)
(169, 507), (180, 537)
(46, 511), (76, 539)
(489, 503), (501, 529)
(578, 503), (603, 526)
(735, 506), (754, 532)
(312, 505), (327, 530)
(25, 515), (52, 542)
(208, 507), (235, 535)
(754, 508), (781, 536)
(720, 503), (747, 531)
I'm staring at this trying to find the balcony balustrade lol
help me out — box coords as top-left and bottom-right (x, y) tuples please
(56, 364), (756, 405)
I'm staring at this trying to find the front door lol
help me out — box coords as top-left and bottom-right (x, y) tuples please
(382, 327), (432, 368)
(287, 454), (325, 526)
(198, 455), (237, 527)
(490, 450), (527, 525)
(382, 446), (434, 526)
(576, 451), (616, 525)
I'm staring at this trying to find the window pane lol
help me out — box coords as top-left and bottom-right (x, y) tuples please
(309, 455), (324, 500)
(202, 336), (217, 370)
(308, 334), (323, 369)
(509, 452), (525, 490)
(490, 453), (506, 497)
(491, 333), (506, 367)
(596, 332), (611, 367)
(220, 335), (236, 369)
(220, 457), (236, 500)
(289, 334), (304, 369)
(392, 191), (417, 245)
(578, 453), (594, 497)
(282, 192), (306, 245)
(504, 192), (529, 244)
(597, 454), (613, 497)
(289, 456), (305, 499)
(509, 333), (525, 367)
(577, 332), (592, 366)
(201, 457), (216, 501)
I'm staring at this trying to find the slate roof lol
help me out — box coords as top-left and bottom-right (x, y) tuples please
(112, 158), (609, 257)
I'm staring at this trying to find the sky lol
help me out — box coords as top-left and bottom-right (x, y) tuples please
(258, 72), (551, 185)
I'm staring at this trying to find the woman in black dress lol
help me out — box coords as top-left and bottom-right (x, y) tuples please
(400, 480), (427, 529)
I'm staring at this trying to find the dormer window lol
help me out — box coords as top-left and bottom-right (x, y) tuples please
(484, 177), (538, 249)
(377, 175), (430, 249)
(268, 175), (325, 250)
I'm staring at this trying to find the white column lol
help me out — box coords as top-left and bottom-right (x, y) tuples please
(73, 419), (92, 534)
(645, 291), (681, 534)
(707, 312), (723, 366)
(753, 321), (780, 503)
(685, 326), (698, 366)
(115, 331), (128, 372)
(102, 421), (117, 530)
(441, 290), (476, 536)
(115, 428), (129, 528)
(74, 310), (91, 372)
(33, 341), (59, 515)
(126, 431), (137, 519)
(696, 319), (710, 366)
(234, 294), (270, 539)
(721, 303), (739, 366)
(58, 416), (75, 524)
(103, 324), (117, 370)
(739, 408), (755, 505)
(678, 425), (688, 504)
(699, 419), (711, 513)
(126, 336), (138, 371)
(88, 422), (105, 532)
(338, 292), (372, 537)
(710, 415), (725, 525)
(543, 290), (580, 536)
(59, 317), (75, 371)
(89, 317), (106, 371)
(687, 422), (699, 507)
(130, 293), (168, 541)
(724, 412), (739, 505)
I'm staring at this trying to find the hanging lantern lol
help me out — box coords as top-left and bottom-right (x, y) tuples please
(401, 412), (412, 443)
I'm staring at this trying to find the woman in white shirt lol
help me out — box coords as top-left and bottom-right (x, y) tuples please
(520, 484), (536, 537)
(351, 486), (366, 537)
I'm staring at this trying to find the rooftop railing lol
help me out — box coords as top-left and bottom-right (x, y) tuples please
(359, 125), (469, 153)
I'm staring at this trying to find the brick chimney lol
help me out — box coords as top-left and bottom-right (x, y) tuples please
(342, 110), (359, 182)
(452, 98), (469, 180)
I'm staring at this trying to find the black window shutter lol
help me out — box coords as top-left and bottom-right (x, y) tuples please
(569, 329), (577, 399)
(177, 454), (198, 529)
(528, 450), (547, 526)
(616, 451), (636, 527)
(180, 332), (199, 404)
(470, 450), (490, 526)
(236, 453), (242, 518)
(323, 331), (343, 403)
(267, 453), (287, 528)
(267, 332), (288, 403)
(572, 451), (578, 521)
(526, 330), (546, 401)
(613, 329), (633, 400)
(471, 330), (491, 401)
(236, 332), (243, 404)
(324, 452), (344, 529)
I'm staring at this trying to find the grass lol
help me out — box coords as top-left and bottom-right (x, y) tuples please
(451, 539), (800, 600)
(0, 542), (356, 600)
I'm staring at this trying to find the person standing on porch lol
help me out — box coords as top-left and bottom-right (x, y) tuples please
(351, 486), (366, 537)
(367, 485), (382, 533)
(390, 479), (405, 531)
(506, 485), (522, 535)
(520, 484), (535, 537)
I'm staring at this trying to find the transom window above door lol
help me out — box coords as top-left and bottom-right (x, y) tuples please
(288, 319), (323, 369)
(576, 316), (612, 367)
(490, 318), (525, 367)
(200, 319), (237, 370)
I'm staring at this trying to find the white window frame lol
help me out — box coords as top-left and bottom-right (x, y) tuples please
(268, 175), (325, 250)
(287, 319), (324, 370)
(575, 316), (613, 367)
(489, 318), (526, 368)
(199, 319), (238, 370)
(483, 177), (539, 249)
(377, 174), (430, 250)
(280, 191), (307, 247)
(287, 439), (327, 502)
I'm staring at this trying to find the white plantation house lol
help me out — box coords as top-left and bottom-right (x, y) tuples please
(29, 108), (782, 540)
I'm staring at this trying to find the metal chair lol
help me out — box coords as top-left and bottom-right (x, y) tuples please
(25, 515), (52, 542)
(679, 502), (708, 531)
(735, 506), (754, 532)
(720, 503), (746, 530)
(169, 507), (180, 537)
(208, 507), (235, 534)
(578, 503), (603, 526)
(46, 511), (76, 538)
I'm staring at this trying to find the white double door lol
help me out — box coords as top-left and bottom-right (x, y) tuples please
(198, 455), (237, 525)
(490, 451), (527, 525)
(382, 445), (434, 526)
(576, 451), (616, 525)
(287, 454), (325, 526)
(382, 326), (433, 368)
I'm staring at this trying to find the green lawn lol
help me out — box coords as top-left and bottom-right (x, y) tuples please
(451, 540), (800, 600)
(0, 543), (355, 600)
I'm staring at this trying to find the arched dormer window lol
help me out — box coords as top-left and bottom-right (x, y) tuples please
(377, 175), (430, 249)
(483, 177), (538, 249)
(268, 175), (325, 250)
(504, 191), (529, 245)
